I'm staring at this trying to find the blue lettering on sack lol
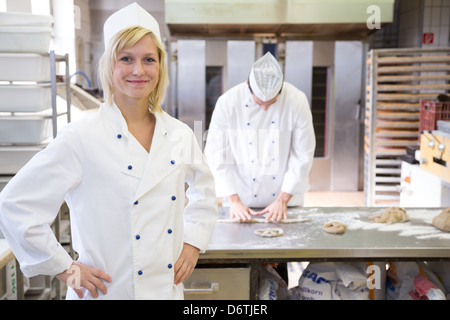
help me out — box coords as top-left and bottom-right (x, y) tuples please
(303, 270), (332, 284)
(386, 278), (395, 291)
(268, 281), (277, 300)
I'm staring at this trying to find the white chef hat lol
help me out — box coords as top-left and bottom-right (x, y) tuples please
(248, 52), (283, 102)
(103, 2), (161, 50)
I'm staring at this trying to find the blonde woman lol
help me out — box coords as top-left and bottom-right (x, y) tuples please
(0, 3), (218, 300)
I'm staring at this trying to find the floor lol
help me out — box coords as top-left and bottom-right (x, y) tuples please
(287, 191), (365, 289)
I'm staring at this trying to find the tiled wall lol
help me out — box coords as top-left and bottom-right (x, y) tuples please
(398, 0), (450, 48)
(422, 0), (450, 47)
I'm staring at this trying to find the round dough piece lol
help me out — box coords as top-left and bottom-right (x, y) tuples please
(254, 227), (284, 238)
(368, 207), (408, 224)
(322, 221), (346, 234)
(432, 208), (450, 232)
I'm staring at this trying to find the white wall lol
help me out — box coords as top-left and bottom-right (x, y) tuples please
(398, 0), (450, 48)
(74, 0), (93, 88)
(422, 0), (450, 48)
(52, 0), (76, 77)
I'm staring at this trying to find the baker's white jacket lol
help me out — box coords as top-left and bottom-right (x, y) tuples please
(205, 82), (315, 208)
(0, 103), (218, 300)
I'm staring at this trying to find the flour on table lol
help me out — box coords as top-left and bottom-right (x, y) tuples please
(217, 217), (312, 224)
(347, 209), (450, 240)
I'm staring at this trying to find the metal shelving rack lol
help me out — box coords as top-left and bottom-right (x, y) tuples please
(364, 47), (450, 206)
(29, 51), (72, 300)
(49, 51), (71, 137)
(0, 50), (72, 299)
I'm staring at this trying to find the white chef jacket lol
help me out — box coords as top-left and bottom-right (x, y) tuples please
(0, 103), (218, 300)
(204, 81), (315, 208)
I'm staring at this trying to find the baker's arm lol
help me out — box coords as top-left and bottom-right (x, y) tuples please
(281, 96), (316, 198)
(0, 125), (83, 277)
(204, 97), (238, 198)
(183, 129), (219, 253)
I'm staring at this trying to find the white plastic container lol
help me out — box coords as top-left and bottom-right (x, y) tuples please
(0, 114), (52, 144)
(0, 53), (50, 82)
(0, 146), (44, 174)
(0, 12), (53, 27)
(0, 26), (52, 53)
(0, 85), (51, 112)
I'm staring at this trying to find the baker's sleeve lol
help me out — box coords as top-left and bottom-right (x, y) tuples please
(204, 97), (238, 197)
(0, 125), (83, 277)
(183, 130), (218, 253)
(281, 95), (316, 195)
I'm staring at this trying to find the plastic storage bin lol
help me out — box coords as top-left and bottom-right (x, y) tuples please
(0, 12), (53, 53)
(0, 114), (51, 144)
(0, 12), (53, 27)
(0, 85), (51, 112)
(0, 53), (50, 82)
(0, 146), (44, 174)
(419, 100), (450, 133)
(0, 26), (52, 53)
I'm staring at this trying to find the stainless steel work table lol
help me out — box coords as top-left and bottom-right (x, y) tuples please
(197, 207), (450, 299)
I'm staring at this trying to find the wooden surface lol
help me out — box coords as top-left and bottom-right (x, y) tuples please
(0, 239), (13, 269)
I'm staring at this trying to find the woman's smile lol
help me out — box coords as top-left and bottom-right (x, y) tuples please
(126, 79), (150, 85)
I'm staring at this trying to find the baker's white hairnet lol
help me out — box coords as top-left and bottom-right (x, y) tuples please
(248, 52), (283, 102)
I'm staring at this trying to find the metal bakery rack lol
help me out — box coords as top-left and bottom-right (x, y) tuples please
(364, 47), (450, 206)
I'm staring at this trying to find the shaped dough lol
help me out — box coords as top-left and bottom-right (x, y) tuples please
(322, 221), (346, 234)
(368, 207), (408, 224)
(432, 208), (450, 232)
(254, 228), (284, 238)
(217, 217), (312, 224)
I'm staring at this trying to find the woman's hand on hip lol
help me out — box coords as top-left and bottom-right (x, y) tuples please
(56, 261), (112, 299)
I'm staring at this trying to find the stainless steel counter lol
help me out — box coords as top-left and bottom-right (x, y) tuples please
(191, 207), (450, 300)
(200, 207), (450, 262)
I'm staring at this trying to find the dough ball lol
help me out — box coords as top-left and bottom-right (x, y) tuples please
(254, 227), (284, 238)
(432, 208), (450, 232)
(322, 221), (346, 234)
(369, 207), (408, 224)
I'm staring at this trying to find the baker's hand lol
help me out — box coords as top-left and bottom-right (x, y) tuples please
(174, 243), (200, 285)
(227, 194), (257, 221)
(56, 261), (112, 299)
(256, 192), (292, 222)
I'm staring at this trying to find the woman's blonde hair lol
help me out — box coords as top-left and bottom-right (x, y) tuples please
(98, 26), (168, 113)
